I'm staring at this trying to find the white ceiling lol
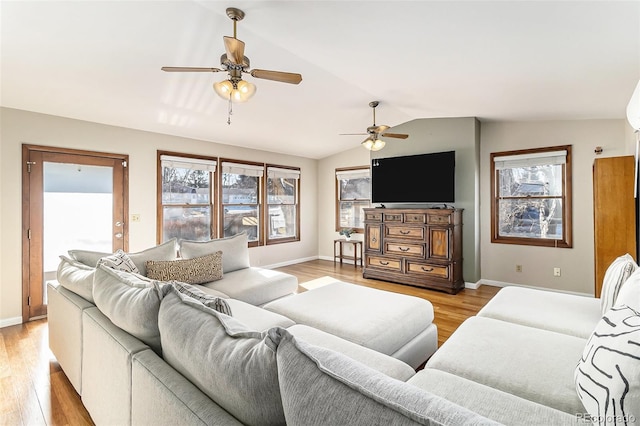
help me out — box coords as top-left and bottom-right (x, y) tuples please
(2, 1), (639, 159)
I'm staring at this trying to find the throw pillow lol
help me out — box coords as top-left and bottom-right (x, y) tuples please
(575, 305), (640, 424)
(600, 254), (638, 314)
(97, 249), (139, 274)
(616, 268), (640, 312)
(145, 252), (223, 285)
(56, 255), (97, 303)
(69, 238), (178, 275)
(92, 264), (166, 355)
(276, 329), (499, 426)
(179, 232), (249, 273)
(158, 288), (284, 426)
(169, 280), (232, 316)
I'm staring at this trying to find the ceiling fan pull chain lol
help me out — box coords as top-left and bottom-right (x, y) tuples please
(227, 97), (233, 125)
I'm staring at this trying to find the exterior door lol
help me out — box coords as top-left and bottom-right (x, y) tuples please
(22, 145), (128, 322)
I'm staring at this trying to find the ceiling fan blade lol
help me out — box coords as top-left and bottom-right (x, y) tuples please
(381, 133), (409, 139)
(161, 67), (224, 73)
(339, 133), (368, 136)
(223, 36), (245, 64)
(250, 69), (302, 84)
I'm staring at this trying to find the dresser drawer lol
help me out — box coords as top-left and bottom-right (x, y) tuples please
(385, 225), (425, 240)
(366, 256), (402, 271)
(427, 213), (451, 225)
(406, 261), (450, 279)
(383, 213), (403, 222)
(365, 212), (383, 222)
(404, 213), (427, 224)
(385, 242), (425, 258)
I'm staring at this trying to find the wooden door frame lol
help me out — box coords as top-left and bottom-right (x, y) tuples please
(22, 144), (129, 323)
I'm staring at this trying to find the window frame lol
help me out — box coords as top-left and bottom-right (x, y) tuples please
(265, 164), (301, 245)
(490, 145), (573, 248)
(335, 166), (372, 233)
(157, 151), (217, 243)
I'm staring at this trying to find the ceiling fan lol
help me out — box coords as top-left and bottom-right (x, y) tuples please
(341, 101), (409, 151)
(161, 7), (302, 123)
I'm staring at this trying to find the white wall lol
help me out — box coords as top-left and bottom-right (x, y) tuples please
(480, 119), (632, 295)
(0, 107), (318, 325)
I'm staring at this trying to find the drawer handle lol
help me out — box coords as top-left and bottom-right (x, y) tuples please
(399, 247), (410, 252)
(399, 230), (411, 235)
(372, 237), (377, 243)
(421, 266), (434, 272)
(379, 261), (389, 266)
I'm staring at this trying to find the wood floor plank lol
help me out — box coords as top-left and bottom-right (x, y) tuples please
(0, 259), (499, 425)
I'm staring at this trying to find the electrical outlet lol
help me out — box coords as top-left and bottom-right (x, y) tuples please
(515, 264), (522, 272)
(553, 267), (561, 277)
(132, 214), (141, 222)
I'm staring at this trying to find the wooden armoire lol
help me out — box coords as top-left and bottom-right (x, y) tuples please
(593, 155), (637, 297)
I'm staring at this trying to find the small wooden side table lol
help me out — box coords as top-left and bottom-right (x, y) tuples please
(333, 239), (363, 268)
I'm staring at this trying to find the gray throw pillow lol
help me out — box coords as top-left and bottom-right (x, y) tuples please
(276, 329), (500, 426)
(169, 281), (232, 316)
(575, 305), (640, 424)
(69, 238), (178, 275)
(145, 251), (223, 284)
(180, 233), (249, 273)
(93, 264), (166, 355)
(57, 255), (97, 303)
(158, 289), (284, 426)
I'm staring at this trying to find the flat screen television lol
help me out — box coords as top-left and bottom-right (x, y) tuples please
(371, 151), (455, 203)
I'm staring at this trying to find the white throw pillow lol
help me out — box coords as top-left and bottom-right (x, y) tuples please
(179, 233), (249, 273)
(600, 254), (638, 314)
(616, 268), (640, 312)
(575, 305), (640, 424)
(97, 249), (139, 274)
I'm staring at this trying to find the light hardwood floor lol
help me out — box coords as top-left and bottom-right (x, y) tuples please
(0, 259), (500, 426)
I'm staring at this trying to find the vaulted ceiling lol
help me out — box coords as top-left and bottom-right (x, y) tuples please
(2, 1), (639, 159)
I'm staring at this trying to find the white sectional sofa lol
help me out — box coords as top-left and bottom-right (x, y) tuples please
(49, 232), (640, 425)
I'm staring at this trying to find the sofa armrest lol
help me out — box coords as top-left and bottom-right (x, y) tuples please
(131, 350), (243, 426)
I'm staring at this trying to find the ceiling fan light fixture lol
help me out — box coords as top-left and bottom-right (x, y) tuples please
(362, 137), (386, 151)
(213, 79), (256, 103)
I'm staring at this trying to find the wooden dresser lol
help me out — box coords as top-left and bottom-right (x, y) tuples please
(363, 208), (464, 294)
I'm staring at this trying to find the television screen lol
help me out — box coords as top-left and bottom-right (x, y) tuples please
(371, 151), (455, 203)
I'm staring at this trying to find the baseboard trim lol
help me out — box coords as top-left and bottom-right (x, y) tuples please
(464, 281), (482, 290)
(0, 316), (23, 329)
(263, 256), (320, 269)
(478, 279), (592, 297)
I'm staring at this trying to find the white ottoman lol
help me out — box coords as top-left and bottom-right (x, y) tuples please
(263, 280), (437, 369)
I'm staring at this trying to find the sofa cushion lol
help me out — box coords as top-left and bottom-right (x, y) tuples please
(57, 255), (97, 303)
(224, 298), (294, 330)
(158, 289), (284, 426)
(616, 268), (640, 311)
(170, 281), (232, 316)
(97, 249), (139, 273)
(69, 238), (178, 275)
(93, 264), (166, 355)
(600, 253), (638, 314)
(426, 316), (586, 415)
(201, 267), (298, 306)
(275, 328), (499, 426)
(145, 251), (223, 284)
(180, 233), (249, 273)
(575, 305), (640, 424)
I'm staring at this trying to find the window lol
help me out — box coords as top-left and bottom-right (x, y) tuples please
(491, 145), (572, 248)
(336, 167), (371, 232)
(266, 166), (300, 244)
(220, 161), (263, 244)
(158, 153), (216, 242)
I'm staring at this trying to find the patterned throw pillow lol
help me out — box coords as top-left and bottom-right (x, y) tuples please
(145, 251), (223, 285)
(600, 254), (638, 314)
(97, 249), (139, 274)
(575, 305), (640, 424)
(170, 281), (232, 316)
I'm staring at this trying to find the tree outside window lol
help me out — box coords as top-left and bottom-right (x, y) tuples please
(491, 146), (572, 248)
(336, 167), (371, 232)
(267, 166), (300, 243)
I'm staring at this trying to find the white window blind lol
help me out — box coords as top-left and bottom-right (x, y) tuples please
(267, 167), (300, 180)
(222, 162), (264, 177)
(494, 150), (567, 170)
(161, 155), (217, 172)
(336, 169), (371, 180)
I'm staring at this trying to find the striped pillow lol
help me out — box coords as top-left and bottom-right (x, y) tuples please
(600, 254), (638, 314)
(170, 281), (232, 316)
(145, 251), (223, 285)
